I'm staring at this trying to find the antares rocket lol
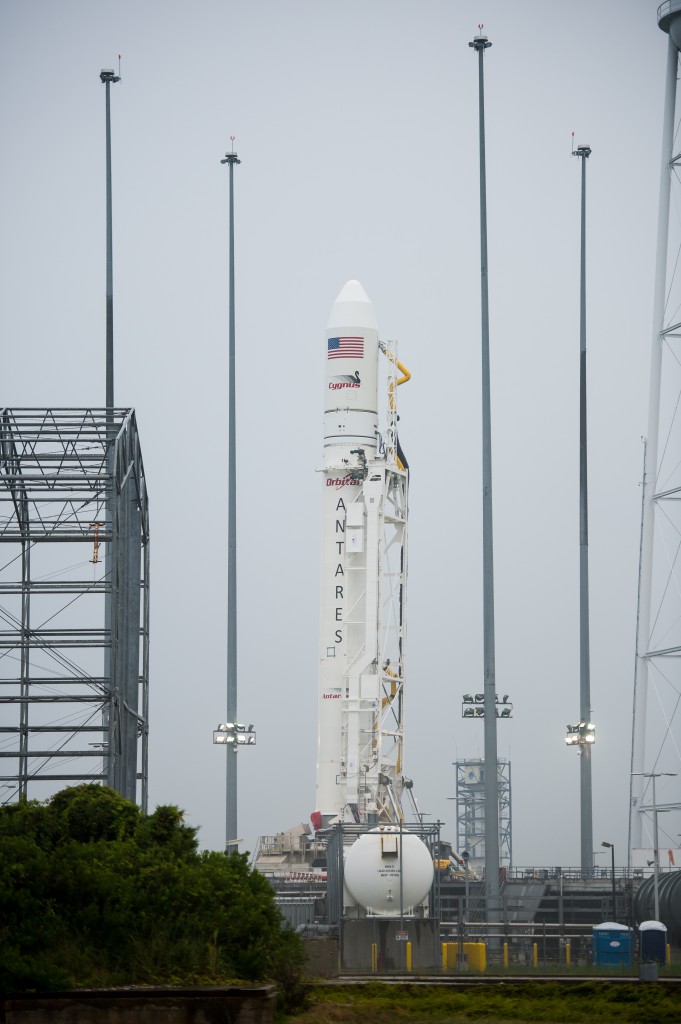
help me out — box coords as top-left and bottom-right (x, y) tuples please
(314, 280), (413, 829)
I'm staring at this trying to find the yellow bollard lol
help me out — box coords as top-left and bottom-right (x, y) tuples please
(371, 943), (378, 974)
(565, 941), (571, 966)
(442, 942), (448, 970)
(406, 941), (412, 972)
(532, 942), (538, 968)
(503, 942), (508, 968)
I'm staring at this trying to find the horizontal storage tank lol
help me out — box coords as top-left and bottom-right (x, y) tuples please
(633, 870), (681, 943)
(343, 826), (434, 917)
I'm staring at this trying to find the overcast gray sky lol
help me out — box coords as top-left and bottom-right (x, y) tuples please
(1, 0), (676, 866)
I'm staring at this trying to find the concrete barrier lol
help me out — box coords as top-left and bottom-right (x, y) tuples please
(2, 986), (277, 1024)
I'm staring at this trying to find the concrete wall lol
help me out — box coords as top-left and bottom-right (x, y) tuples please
(342, 918), (440, 971)
(301, 936), (340, 977)
(2, 986), (277, 1024)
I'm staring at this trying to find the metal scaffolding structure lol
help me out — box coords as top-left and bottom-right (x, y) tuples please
(630, 3), (681, 860)
(455, 759), (512, 873)
(0, 408), (149, 808)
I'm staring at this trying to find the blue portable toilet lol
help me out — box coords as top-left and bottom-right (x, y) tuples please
(639, 920), (667, 965)
(592, 922), (633, 966)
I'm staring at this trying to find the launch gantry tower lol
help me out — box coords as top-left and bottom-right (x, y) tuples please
(0, 408), (149, 807)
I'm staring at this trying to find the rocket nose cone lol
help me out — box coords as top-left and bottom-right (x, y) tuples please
(334, 279), (371, 306)
(327, 279), (378, 331)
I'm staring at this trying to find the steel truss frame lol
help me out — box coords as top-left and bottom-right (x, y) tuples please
(0, 408), (149, 808)
(336, 338), (412, 826)
(455, 758), (512, 870)
(340, 463), (409, 824)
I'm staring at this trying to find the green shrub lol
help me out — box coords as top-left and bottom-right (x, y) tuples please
(0, 785), (304, 994)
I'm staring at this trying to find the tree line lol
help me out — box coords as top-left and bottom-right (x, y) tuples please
(0, 784), (304, 997)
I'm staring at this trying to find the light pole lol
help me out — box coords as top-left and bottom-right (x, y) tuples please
(100, 66), (120, 412)
(601, 841), (616, 920)
(573, 141), (594, 876)
(221, 140), (241, 852)
(632, 771), (676, 920)
(100, 64), (119, 792)
(468, 24), (500, 931)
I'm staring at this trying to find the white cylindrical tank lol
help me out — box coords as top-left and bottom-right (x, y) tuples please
(343, 826), (434, 916)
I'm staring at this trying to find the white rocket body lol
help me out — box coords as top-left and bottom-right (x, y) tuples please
(315, 281), (407, 827)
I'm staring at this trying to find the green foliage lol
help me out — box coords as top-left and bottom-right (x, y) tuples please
(0, 785), (304, 995)
(268, 925), (310, 1015)
(295, 982), (681, 1023)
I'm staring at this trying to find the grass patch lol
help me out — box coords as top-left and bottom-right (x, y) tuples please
(284, 981), (681, 1023)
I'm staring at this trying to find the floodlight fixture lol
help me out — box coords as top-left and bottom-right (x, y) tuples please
(565, 720), (596, 746)
(213, 721), (256, 748)
(463, 699), (514, 720)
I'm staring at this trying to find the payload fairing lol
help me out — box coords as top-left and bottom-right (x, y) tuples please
(314, 280), (413, 829)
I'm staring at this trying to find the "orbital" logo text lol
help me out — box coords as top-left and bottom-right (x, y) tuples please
(326, 476), (361, 489)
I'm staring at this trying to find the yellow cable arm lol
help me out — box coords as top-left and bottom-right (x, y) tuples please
(380, 344), (411, 471)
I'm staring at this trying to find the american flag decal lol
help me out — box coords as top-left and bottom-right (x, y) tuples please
(327, 336), (364, 359)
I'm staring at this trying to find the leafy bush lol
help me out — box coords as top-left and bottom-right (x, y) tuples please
(0, 785), (304, 994)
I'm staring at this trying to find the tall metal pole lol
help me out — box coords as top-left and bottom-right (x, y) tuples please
(469, 29), (500, 925)
(221, 144), (240, 851)
(100, 67), (119, 791)
(101, 68), (119, 411)
(574, 144), (593, 874)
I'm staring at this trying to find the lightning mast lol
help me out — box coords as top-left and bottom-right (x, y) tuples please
(629, 2), (681, 861)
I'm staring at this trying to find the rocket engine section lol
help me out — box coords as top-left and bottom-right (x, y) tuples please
(315, 281), (410, 828)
